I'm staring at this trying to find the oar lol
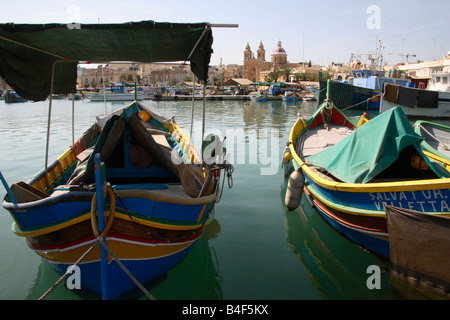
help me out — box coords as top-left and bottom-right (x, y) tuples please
(0, 170), (17, 204)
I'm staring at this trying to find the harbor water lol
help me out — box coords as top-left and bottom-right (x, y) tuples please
(0, 98), (410, 300)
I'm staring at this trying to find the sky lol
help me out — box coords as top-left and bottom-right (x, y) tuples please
(1, 0), (449, 67)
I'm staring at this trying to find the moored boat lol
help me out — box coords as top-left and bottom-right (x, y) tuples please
(283, 84), (450, 258)
(413, 120), (450, 162)
(3, 89), (27, 103)
(282, 91), (297, 102)
(381, 82), (450, 118)
(0, 20), (234, 299)
(251, 92), (267, 102)
(83, 85), (142, 101)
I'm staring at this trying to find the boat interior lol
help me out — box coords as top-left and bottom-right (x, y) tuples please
(297, 125), (447, 184)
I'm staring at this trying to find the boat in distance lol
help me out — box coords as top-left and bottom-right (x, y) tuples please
(283, 84), (450, 258)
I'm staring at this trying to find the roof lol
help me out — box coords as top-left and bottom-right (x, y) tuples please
(272, 41), (286, 55)
(223, 78), (253, 86)
(0, 21), (213, 101)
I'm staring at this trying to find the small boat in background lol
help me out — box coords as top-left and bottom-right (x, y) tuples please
(84, 85), (142, 101)
(3, 90), (27, 103)
(251, 92), (267, 102)
(386, 204), (450, 299)
(413, 120), (450, 162)
(381, 83), (450, 118)
(282, 91), (297, 102)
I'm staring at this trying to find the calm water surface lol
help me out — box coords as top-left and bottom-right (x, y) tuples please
(0, 98), (405, 300)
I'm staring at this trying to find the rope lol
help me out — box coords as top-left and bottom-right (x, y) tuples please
(97, 237), (156, 300)
(340, 94), (382, 111)
(413, 123), (449, 151)
(38, 240), (99, 300)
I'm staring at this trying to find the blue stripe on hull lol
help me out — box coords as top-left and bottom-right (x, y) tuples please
(304, 194), (390, 258)
(45, 241), (197, 299)
(305, 175), (450, 214)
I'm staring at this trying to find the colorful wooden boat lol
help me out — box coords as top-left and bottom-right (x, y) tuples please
(3, 101), (232, 299)
(282, 91), (297, 102)
(251, 92), (267, 102)
(283, 90), (450, 258)
(386, 204), (450, 298)
(0, 21), (234, 299)
(413, 120), (450, 162)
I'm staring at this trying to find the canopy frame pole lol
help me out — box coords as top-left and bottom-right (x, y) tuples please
(102, 66), (107, 115)
(190, 74), (196, 141)
(45, 61), (57, 173)
(186, 25), (211, 62)
(72, 94), (75, 145)
(202, 82), (206, 142)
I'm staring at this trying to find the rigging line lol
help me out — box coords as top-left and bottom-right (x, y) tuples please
(186, 25), (211, 62)
(0, 34), (66, 59)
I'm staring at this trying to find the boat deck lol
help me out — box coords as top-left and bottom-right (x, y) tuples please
(298, 124), (354, 158)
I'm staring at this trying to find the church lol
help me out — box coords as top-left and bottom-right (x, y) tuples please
(243, 41), (296, 82)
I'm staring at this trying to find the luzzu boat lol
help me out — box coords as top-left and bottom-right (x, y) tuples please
(251, 92), (267, 102)
(282, 91), (297, 102)
(283, 84), (450, 258)
(0, 21), (234, 299)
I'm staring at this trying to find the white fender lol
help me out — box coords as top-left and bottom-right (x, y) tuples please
(285, 168), (305, 211)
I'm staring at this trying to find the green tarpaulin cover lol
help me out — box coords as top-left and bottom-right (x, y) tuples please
(306, 107), (449, 184)
(0, 21), (213, 101)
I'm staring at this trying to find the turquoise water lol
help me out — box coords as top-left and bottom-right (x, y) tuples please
(0, 98), (399, 300)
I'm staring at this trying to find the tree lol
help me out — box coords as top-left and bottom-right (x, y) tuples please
(282, 68), (292, 82)
(266, 69), (282, 83)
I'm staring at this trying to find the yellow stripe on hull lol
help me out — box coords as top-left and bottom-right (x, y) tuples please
(32, 237), (196, 264)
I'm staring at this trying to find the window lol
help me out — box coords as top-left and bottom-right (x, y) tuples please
(443, 77), (448, 84)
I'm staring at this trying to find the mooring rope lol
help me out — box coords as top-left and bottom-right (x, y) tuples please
(97, 237), (156, 300)
(413, 123), (449, 151)
(38, 240), (99, 300)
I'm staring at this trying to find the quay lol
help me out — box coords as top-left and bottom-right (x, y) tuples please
(152, 94), (315, 101)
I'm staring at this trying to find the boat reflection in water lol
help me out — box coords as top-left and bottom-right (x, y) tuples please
(282, 192), (390, 299)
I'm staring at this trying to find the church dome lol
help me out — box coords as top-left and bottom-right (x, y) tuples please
(272, 41), (286, 55)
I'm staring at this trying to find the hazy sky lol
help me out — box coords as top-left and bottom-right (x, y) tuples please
(1, 0), (448, 67)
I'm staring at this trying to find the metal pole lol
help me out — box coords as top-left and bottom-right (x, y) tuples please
(45, 62), (56, 173)
(72, 94), (75, 145)
(190, 74), (196, 141)
(102, 66), (107, 115)
(202, 82), (206, 142)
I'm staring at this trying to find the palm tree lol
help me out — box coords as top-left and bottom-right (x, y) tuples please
(282, 68), (292, 82)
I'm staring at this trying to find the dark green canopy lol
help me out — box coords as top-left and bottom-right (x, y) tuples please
(0, 21), (213, 101)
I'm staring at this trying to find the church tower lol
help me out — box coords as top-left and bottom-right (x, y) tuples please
(257, 41), (265, 61)
(244, 42), (253, 61)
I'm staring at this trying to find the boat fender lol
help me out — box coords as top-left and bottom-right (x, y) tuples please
(282, 146), (292, 165)
(285, 168), (305, 211)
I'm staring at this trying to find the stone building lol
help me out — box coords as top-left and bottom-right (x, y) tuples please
(243, 41), (272, 82)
